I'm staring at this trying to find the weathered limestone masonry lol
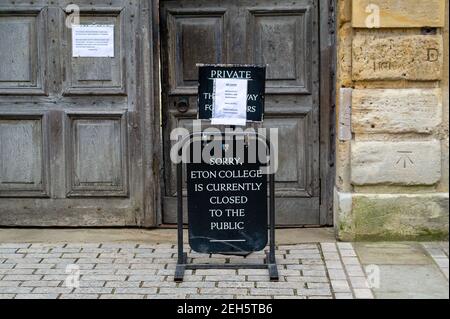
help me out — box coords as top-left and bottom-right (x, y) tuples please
(335, 0), (449, 240)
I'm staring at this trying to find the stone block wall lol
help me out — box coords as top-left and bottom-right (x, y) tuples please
(335, 0), (449, 240)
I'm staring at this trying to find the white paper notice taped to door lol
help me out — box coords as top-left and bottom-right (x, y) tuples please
(211, 78), (248, 126)
(72, 25), (114, 57)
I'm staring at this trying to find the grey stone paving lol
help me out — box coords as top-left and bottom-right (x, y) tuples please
(0, 242), (374, 299)
(422, 242), (449, 280)
(322, 242), (373, 299)
(2, 241), (449, 299)
(354, 242), (449, 299)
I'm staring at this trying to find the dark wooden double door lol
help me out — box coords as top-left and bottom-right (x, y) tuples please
(160, 0), (321, 225)
(0, 0), (325, 226)
(0, 0), (156, 226)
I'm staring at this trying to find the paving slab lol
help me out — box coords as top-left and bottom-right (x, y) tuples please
(353, 242), (431, 265)
(373, 265), (449, 299)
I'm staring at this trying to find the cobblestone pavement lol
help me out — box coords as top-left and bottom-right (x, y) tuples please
(0, 242), (376, 299)
(422, 242), (449, 280)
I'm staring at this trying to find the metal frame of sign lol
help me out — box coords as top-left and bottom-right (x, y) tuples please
(174, 131), (278, 282)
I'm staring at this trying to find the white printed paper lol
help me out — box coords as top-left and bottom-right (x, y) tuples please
(72, 25), (114, 57)
(211, 78), (248, 126)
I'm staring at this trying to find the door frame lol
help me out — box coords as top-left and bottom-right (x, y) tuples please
(141, 0), (163, 226)
(150, 0), (336, 227)
(318, 0), (336, 226)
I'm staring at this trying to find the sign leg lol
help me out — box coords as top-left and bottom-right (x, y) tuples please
(268, 263), (279, 281)
(174, 252), (187, 282)
(268, 172), (279, 281)
(265, 251), (279, 281)
(175, 162), (187, 282)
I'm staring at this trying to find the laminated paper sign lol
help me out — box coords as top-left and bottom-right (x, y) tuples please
(72, 25), (114, 57)
(211, 78), (248, 126)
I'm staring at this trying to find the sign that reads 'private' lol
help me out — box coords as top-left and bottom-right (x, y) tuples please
(197, 65), (266, 123)
(187, 143), (267, 254)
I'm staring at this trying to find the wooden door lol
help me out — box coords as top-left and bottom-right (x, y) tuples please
(0, 0), (158, 226)
(160, 0), (321, 225)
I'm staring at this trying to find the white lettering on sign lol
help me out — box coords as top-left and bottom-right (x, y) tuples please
(211, 78), (248, 126)
(72, 25), (114, 57)
(210, 70), (252, 79)
(202, 93), (259, 101)
(190, 162), (265, 239)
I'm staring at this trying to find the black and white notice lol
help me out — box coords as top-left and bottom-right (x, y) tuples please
(211, 78), (248, 126)
(72, 25), (114, 57)
(197, 65), (266, 122)
(187, 150), (268, 254)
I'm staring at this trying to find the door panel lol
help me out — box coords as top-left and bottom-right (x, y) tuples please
(66, 113), (128, 197)
(0, 0), (153, 226)
(165, 9), (227, 94)
(161, 0), (320, 226)
(62, 9), (125, 95)
(0, 8), (46, 94)
(0, 114), (49, 197)
(263, 116), (311, 196)
(247, 7), (311, 94)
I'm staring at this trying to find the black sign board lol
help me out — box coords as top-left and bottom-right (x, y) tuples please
(187, 141), (267, 254)
(197, 64), (266, 122)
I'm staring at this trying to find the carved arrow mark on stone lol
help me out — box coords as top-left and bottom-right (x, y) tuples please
(396, 151), (414, 169)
